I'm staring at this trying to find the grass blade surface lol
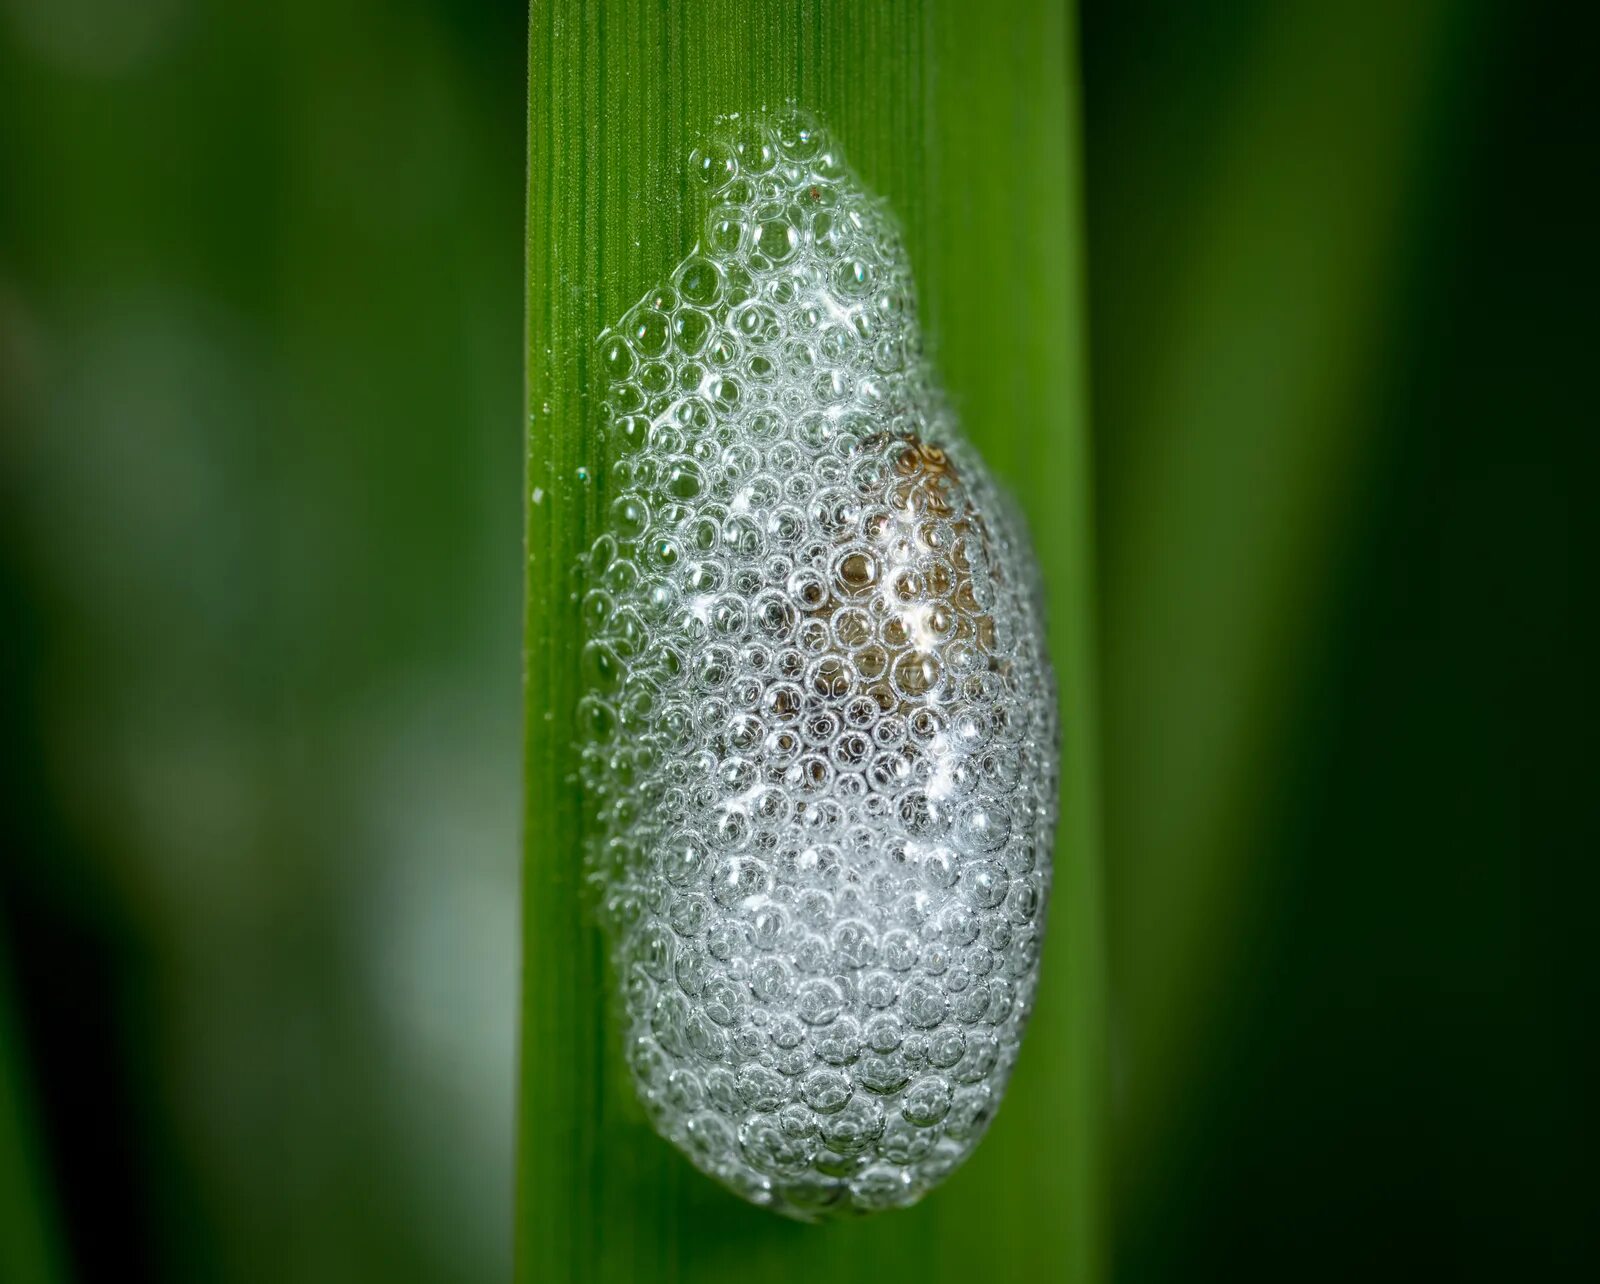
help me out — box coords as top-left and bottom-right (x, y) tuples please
(520, 5), (1101, 1280)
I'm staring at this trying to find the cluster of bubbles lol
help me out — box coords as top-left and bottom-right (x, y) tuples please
(578, 108), (1059, 1220)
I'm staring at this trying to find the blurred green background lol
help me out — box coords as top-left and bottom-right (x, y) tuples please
(0, 1), (1591, 1281)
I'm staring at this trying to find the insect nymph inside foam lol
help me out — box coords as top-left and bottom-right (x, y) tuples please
(577, 108), (1059, 1220)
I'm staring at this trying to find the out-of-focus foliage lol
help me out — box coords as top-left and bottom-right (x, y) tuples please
(0, 0), (1591, 1281)
(1, 1), (526, 1280)
(1086, 1), (1597, 1279)
(1093, 0), (1479, 1178)
(0, 938), (65, 1284)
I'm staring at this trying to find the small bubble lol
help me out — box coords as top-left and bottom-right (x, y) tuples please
(733, 120), (780, 174)
(676, 255), (724, 306)
(631, 309), (671, 357)
(900, 1076), (953, 1126)
(774, 106), (823, 161)
(690, 138), (739, 190)
(706, 207), (748, 257)
(674, 308), (713, 355)
(754, 212), (801, 265)
(610, 495), (650, 539)
(598, 334), (637, 380)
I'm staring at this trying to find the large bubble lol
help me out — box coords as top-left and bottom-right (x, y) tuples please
(578, 108), (1059, 1220)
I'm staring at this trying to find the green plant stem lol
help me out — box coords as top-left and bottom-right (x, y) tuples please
(520, 4), (1101, 1280)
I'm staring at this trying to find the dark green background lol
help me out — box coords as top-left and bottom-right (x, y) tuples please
(1, 1), (1592, 1281)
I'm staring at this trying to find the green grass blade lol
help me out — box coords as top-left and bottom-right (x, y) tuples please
(520, 4), (1101, 1281)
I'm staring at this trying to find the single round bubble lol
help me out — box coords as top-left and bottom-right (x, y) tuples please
(581, 108), (1059, 1222)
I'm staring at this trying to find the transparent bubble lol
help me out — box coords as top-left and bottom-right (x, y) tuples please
(674, 308), (713, 356)
(676, 255), (724, 307)
(773, 106), (824, 161)
(599, 334), (637, 380)
(581, 110), (1058, 1222)
(630, 308), (671, 357)
(690, 138), (739, 190)
(732, 119), (780, 175)
(754, 210), (802, 266)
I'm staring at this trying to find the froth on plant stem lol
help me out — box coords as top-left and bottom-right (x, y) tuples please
(577, 107), (1060, 1221)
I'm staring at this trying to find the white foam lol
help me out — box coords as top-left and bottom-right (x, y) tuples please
(577, 109), (1059, 1220)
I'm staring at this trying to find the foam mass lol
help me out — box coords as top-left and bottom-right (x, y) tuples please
(577, 109), (1059, 1220)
